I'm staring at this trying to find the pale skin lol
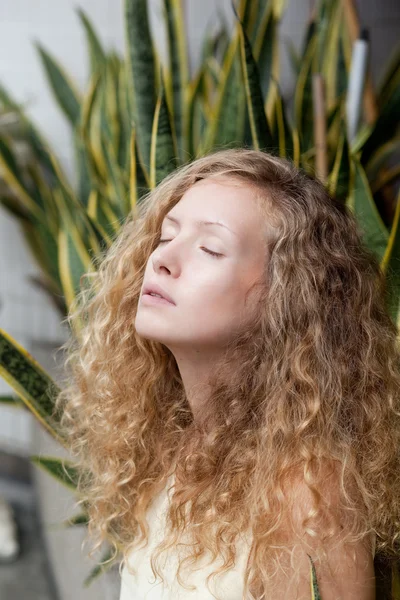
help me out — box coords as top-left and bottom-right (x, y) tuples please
(255, 467), (376, 600)
(134, 176), (376, 599)
(135, 175), (269, 423)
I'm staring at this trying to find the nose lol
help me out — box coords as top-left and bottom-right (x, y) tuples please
(152, 243), (179, 275)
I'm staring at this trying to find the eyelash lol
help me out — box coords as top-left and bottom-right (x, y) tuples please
(157, 239), (223, 258)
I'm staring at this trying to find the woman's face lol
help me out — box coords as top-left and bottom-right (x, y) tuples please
(135, 176), (269, 353)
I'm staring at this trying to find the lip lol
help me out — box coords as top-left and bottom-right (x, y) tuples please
(142, 282), (175, 305)
(141, 294), (175, 307)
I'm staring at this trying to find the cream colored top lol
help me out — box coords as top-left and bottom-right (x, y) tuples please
(119, 474), (377, 600)
(119, 473), (254, 600)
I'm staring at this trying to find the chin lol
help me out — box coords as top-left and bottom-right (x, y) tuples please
(135, 319), (166, 341)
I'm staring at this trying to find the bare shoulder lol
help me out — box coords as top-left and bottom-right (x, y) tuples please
(249, 464), (376, 599)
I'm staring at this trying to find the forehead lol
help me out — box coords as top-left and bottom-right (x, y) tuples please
(165, 177), (266, 239)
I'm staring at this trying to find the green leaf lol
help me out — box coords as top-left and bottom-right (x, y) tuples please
(0, 83), (60, 184)
(308, 554), (322, 599)
(0, 329), (64, 443)
(30, 455), (81, 490)
(365, 136), (400, 182)
(285, 36), (301, 76)
(238, 11), (274, 152)
(269, 80), (295, 159)
(101, 138), (128, 216)
(252, 1), (278, 102)
(336, 26), (348, 100)
(19, 215), (62, 296)
(86, 189), (120, 247)
(125, 0), (157, 173)
(0, 135), (43, 218)
(347, 157), (388, 265)
(83, 546), (119, 587)
(376, 42), (400, 107)
(187, 67), (205, 159)
(380, 188), (400, 327)
(162, 0), (189, 162)
(129, 127), (149, 212)
(0, 394), (23, 407)
(57, 211), (97, 317)
(116, 62), (132, 171)
(60, 512), (90, 528)
(150, 74), (178, 188)
(73, 128), (92, 208)
(35, 43), (81, 126)
(293, 31), (318, 152)
(200, 0), (252, 154)
(361, 70), (400, 165)
(76, 8), (107, 74)
(327, 119), (351, 201)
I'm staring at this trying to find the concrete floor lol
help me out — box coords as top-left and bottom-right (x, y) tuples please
(0, 452), (59, 600)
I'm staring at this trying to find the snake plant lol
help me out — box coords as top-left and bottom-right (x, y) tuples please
(0, 0), (400, 594)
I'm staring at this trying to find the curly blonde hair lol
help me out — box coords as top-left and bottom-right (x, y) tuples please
(55, 147), (400, 598)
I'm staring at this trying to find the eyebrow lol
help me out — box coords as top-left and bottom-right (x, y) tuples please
(163, 214), (238, 237)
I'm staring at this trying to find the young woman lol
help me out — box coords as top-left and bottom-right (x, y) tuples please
(55, 148), (400, 599)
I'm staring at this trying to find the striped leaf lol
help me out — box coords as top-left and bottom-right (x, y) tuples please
(186, 67), (206, 159)
(326, 119), (350, 201)
(238, 12), (274, 152)
(125, 0), (157, 173)
(162, 0), (189, 162)
(308, 555), (322, 599)
(129, 127), (149, 213)
(335, 27), (348, 100)
(30, 455), (80, 491)
(102, 138), (129, 217)
(320, 0), (343, 108)
(83, 546), (119, 587)
(0, 329), (64, 443)
(150, 74), (178, 189)
(73, 128), (92, 208)
(0, 394), (23, 407)
(87, 190), (120, 247)
(365, 137), (400, 182)
(370, 164), (400, 196)
(376, 43), (400, 109)
(200, 0), (251, 154)
(293, 31), (318, 153)
(286, 38), (301, 76)
(0, 135), (43, 218)
(51, 172), (103, 257)
(269, 80), (295, 159)
(60, 512), (90, 528)
(20, 215), (62, 296)
(104, 56), (122, 152)
(380, 188), (400, 327)
(81, 72), (108, 188)
(116, 62), (132, 171)
(58, 216), (97, 317)
(77, 8), (107, 74)
(361, 68), (400, 165)
(347, 157), (388, 265)
(252, 1), (281, 118)
(0, 84), (61, 186)
(35, 43), (81, 126)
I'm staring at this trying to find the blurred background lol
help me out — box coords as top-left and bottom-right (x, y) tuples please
(0, 0), (399, 599)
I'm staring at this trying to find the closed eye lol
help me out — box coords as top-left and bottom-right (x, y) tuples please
(158, 239), (223, 258)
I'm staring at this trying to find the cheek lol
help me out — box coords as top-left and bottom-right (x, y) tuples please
(187, 271), (249, 317)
